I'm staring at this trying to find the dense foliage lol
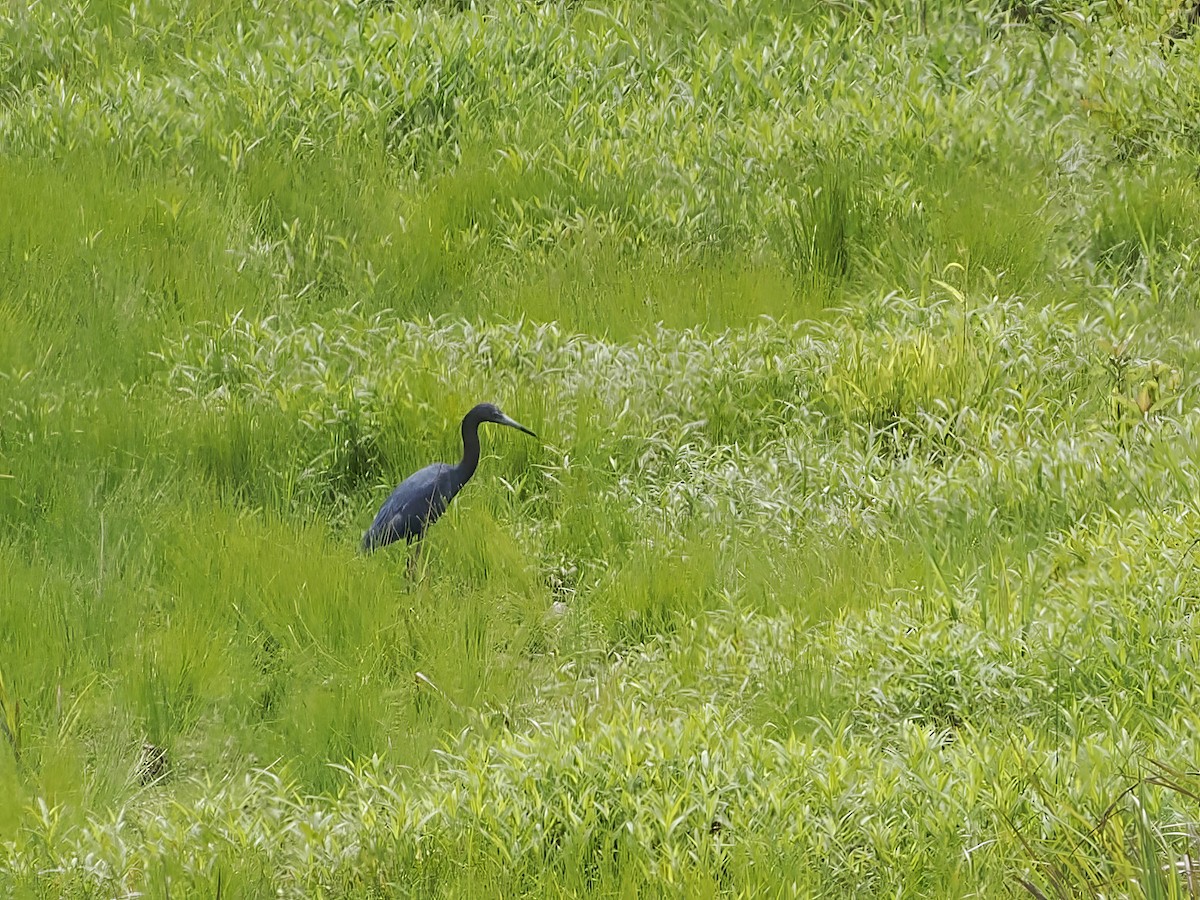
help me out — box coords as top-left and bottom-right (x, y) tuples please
(4, 0), (1200, 895)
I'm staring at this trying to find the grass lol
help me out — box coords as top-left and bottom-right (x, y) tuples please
(4, 0), (1200, 895)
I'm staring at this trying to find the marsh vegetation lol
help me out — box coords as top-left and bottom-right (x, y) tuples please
(4, 0), (1200, 895)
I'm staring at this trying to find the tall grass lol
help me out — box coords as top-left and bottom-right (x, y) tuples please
(4, 0), (1200, 895)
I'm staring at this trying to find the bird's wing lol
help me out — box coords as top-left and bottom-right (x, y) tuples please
(363, 463), (453, 549)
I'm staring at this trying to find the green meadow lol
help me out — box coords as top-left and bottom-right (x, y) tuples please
(4, 0), (1200, 895)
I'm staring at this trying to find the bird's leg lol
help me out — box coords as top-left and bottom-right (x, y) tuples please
(406, 538), (424, 579)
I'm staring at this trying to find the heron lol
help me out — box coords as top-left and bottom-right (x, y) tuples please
(361, 402), (538, 558)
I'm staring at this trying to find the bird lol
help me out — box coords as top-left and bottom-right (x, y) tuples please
(361, 402), (538, 556)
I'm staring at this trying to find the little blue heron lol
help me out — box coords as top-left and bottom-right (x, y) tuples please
(361, 402), (538, 555)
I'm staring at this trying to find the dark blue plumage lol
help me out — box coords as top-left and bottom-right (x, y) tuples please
(361, 403), (537, 553)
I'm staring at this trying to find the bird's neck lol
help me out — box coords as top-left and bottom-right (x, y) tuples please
(457, 415), (482, 480)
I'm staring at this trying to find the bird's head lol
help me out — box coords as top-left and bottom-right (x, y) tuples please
(471, 402), (538, 438)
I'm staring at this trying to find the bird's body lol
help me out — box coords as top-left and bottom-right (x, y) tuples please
(361, 403), (537, 554)
(361, 462), (458, 551)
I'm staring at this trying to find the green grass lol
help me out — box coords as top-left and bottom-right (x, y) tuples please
(5, 0), (1200, 895)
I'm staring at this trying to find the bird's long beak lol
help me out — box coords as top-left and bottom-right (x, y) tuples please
(499, 413), (538, 438)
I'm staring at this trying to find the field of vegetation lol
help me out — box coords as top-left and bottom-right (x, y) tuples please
(4, 0), (1200, 895)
